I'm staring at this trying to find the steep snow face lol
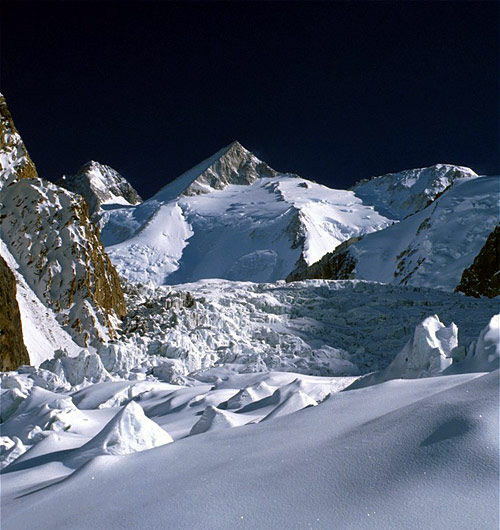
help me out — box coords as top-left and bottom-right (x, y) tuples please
(56, 161), (142, 219)
(295, 175), (499, 292)
(1, 239), (82, 366)
(103, 147), (392, 285)
(107, 202), (194, 285)
(0, 93), (38, 189)
(352, 164), (477, 220)
(352, 176), (499, 291)
(0, 178), (126, 348)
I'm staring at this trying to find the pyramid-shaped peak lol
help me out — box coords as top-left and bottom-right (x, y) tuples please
(154, 141), (281, 201)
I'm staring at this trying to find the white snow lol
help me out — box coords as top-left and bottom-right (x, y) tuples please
(0, 241), (81, 365)
(1, 370), (497, 530)
(101, 144), (392, 285)
(349, 175), (499, 291)
(352, 163), (478, 219)
(1, 134), (498, 530)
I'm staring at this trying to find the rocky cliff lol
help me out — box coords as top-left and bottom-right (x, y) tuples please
(1, 178), (126, 347)
(0, 254), (30, 370)
(286, 237), (359, 282)
(0, 93), (38, 187)
(456, 225), (500, 298)
(0, 93), (126, 360)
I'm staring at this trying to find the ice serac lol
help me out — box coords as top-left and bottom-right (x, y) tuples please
(456, 225), (500, 298)
(349, 315), (457, 389)
(352, 163), (477, 220)
(0, 178), (126, 347)
(0, 255), (29, 371)
(0, 93), (38, 189)
(56, 161), (142, 218)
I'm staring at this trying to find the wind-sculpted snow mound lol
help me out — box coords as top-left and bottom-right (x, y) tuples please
(190, 406), (249, 435)
(0, 371), (353, 473)
(2, 371), (497, 530)
(69, 401), (172, 466)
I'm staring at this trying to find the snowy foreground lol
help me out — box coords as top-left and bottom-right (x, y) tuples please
(1, 280), (499, 529)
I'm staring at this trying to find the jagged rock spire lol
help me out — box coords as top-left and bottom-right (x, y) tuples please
(0, 93), (38, 188)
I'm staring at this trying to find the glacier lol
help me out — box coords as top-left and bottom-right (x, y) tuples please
(1, 114), (498, 530)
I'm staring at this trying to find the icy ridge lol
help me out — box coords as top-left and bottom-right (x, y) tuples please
(352, 163), (478, 220)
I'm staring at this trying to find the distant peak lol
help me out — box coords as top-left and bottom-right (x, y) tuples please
(154, 141), (280, 201)
(56, 160), (142, 214)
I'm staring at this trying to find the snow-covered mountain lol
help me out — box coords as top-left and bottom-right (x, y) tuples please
(290, 174), (499, 293)
(56, 160), (142, 220)
(351, 163), (478, 219)
(1, 93), (499, 530)
(101, 141), (393, 284)
(0, 94), (126, 365)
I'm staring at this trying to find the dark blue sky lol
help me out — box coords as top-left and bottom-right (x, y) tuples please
(2, 1), (498, 199)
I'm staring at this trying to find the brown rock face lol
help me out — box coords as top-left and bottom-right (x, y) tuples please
(456, 225), (500, 298)
(0, 93), (38, 186)
(0, 255), (30, 370)
(0, 93), (126, 354)
(1, 178), (126, 347)
(286, 237), (360, 282)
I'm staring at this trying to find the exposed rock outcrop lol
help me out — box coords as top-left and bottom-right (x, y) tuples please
(0, 93), (126, 354)
(0, 93), (38, 187)
(456, 225), (500, 298)
(154, 140), (292, 201)
(1, 178), (126, 347)
(181, 141), (280, 196)
(286, 237), (360, 282)
(56, 161), (142, 218)
(0, 255), (30, 371)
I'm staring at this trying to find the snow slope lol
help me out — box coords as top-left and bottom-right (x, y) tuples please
(294, 175), (499, 292)
(101, 142), (392, 284)
(0, 242), (81, 365)
(352, 163), (477, 219)
(1, 370), (497, 530)
(352, 175), (499, 290)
